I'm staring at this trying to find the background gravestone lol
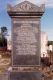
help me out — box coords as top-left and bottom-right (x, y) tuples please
(7, 1), (44, 80)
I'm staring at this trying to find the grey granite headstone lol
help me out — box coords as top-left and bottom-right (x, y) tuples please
(7, 1), (44, 80)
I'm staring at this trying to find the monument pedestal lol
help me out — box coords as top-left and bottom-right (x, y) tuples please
(9, 71), (42, 80)
(8, 67), (42, 80)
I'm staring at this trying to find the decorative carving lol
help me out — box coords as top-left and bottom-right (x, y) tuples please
(20, 3), (31, 11)
(12, 1), (42, 12)
(7, 1), (45, 12)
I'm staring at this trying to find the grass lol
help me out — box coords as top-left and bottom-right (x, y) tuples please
(0, 52), (11, 73)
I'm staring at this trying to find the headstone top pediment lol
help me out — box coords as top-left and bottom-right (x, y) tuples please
(7, 1), (45, 12)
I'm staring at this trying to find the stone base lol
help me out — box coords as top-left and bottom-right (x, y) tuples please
(8, 71), (42, 80)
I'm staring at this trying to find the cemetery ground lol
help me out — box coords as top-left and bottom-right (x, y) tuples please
(0, 51), (11, 73)
(0, 51), (53, 80)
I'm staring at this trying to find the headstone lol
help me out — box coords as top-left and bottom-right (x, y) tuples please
(7, 1), (44, 80)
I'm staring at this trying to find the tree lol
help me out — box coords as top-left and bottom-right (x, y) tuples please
(47, 41), (53, 46)
(0, 27), (7, 47)
(1, 26), (7, 37)
(0, 38), (3, 47)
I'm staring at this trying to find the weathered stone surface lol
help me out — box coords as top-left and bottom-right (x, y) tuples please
(12, 19), (40, 66)
(7, 1), (44, 66)
(13, 55), (39, 66)
(7, 1), (45, 12)
(9, 71), (42, 80)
